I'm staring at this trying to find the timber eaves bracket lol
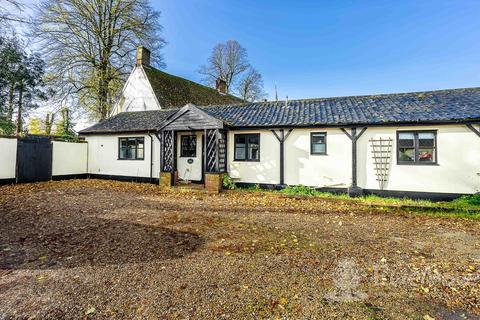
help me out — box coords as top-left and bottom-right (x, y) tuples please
(340, 127), (367, 141)
(271, 128), (293, 143)
(466, 124), (480, 139)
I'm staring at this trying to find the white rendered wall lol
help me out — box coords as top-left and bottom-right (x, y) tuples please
(227, 128), (351, 187)
(52, 141), (88, 176)
(284, 128), (352, 188)
(228, 130), (280, 184)
(357, 125), (480, 194)
(85, 134), (160, 179)
(227, 125), (480, 194)
(0, 137), (17, 179)
(177, 132), (203, 182)
(110, 66), (160, 115)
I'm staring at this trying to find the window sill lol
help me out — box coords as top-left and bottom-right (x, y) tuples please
(311, 153), (328, 156)
(233, 159), (261, 162)
(117, 158), (145, 161)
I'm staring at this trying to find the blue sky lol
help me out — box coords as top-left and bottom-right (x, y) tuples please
(156, 0), (480, 100)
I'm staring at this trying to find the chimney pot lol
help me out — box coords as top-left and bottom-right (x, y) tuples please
(215, 78), (227, 94)
(136, 46), (151, 66)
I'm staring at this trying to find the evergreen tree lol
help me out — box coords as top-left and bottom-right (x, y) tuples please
(0, 35), (48, 135)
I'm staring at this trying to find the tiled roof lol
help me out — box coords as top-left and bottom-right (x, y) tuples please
(80, 110), (177, 134)
(143, 66), (244, 108)
(80, 87), (480, 134)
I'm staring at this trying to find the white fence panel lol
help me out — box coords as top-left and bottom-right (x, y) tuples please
(52, 141), (88, 176)
(0, 137), (17, 180)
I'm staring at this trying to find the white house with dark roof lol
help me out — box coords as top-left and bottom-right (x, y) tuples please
(79, 47), (480, 200)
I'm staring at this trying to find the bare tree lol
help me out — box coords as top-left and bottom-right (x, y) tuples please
(31, 0), (166, 120)
(199, 40), (250, 94)
(236, 67), (266, 102)
(0, 0), (28, 25)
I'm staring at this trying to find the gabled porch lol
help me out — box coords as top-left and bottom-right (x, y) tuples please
(157, 104), (228, 192)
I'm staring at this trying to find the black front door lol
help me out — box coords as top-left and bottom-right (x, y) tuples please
(16, 136), (52, 183)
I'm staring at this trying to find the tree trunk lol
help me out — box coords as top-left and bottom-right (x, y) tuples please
(7, 81), (15, 121)
(45, 113), (54, 135)
(16, 82), (23, 135)
(97, 66), (109, 120)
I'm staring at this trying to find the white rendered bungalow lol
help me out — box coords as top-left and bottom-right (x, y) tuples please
(80, 47), (480, 200)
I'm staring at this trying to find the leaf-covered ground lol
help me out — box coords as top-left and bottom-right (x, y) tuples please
(0, 179), (479, 319)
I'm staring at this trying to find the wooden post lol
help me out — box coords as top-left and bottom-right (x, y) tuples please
(351, 127), (358, 187)
(341, 127), (367, 196)
(271, 128), (293, 186)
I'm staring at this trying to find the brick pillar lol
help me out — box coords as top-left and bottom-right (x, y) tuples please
(205, 173), (224, 193)
(159, 171), (177, 188)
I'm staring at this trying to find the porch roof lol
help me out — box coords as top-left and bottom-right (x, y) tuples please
(80, 87), (480, 134)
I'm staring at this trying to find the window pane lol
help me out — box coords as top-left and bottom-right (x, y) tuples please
(126, 139), (135, 159)
(399, 148), (415, 162)
(418, 133), (434, 147)
(137, 138), (144, 149)
(248, 144), (259, 160)
(399, 133), (414, 139)
(137, 148), (144, 159)
(312, 144), (326, 154)
(418, 148), (434, 162)
(235, 146), (246, 160)
(398, 133), (414, 148)
(248, 135), (260, 160)
(312, 134), (325, 144)
(120, 138), (127, 148)
(119, 147), (127, 159)
(235, 136), (246, 144)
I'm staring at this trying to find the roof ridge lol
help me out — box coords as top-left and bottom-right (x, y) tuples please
(200, 86), (480, 109)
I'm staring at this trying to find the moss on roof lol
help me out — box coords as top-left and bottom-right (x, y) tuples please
(143, 66), (244, 108)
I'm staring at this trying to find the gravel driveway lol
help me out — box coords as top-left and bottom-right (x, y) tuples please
(0, 179), (479, 319)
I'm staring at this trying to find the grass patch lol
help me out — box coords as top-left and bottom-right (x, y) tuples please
(236, 184), (480, 219)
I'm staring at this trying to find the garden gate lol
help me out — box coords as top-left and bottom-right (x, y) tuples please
(16, 136), (52, 183)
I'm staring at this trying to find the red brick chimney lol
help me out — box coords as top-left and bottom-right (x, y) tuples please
(136, 46), (151, 66)
(216, 78), (227, 94)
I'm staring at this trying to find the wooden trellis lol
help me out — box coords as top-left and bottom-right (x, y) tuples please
(218, 130), (227, 173)
(161, 130), (175, 172)
(206, 129), (217, 173)
(369, 137), (393, 190)
(205, 129), (227, 173)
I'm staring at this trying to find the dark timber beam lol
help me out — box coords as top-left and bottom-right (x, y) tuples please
(271, 129), (293, 185)
(341, 127), (367, 195)
(467, 124), (480, 138)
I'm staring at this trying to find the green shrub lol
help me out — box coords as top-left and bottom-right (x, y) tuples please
(223, 174), (236, 190)
(452, 194), (480, 206)
(281, 185), (319, 196)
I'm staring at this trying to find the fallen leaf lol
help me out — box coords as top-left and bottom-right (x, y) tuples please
(85, 306), (96, 316)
